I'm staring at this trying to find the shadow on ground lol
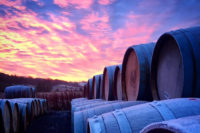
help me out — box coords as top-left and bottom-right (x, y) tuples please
(25, 111), (71, 133)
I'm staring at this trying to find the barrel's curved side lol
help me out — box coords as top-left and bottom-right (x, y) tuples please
(141, 115), (200, 133)
(88, 79), (93, 99)
(92, 75), (101, 99)
(88, 98), (200, 133)
(113, 64), (122, 100)
(0, 100), (12, 133)
(99, 75), (103, 99)
(8, 101), (20, 133)
(151, 27), (200, 100)
(103, 65), (117, 100)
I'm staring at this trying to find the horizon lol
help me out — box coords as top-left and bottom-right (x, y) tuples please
(0, 0), (200, 82)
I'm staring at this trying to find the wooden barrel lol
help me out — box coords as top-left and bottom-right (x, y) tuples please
(39, 99), (47, 114)
(32, 87), (36, 98)
(7, 101), (20, 133)
(5, 85), (35, 98)
(113, 64), (123, 100)
(103, 65), (118, 100)
(122, 43), (155, 101)
(88, 98), (200, 133)
(71, 98), (87, 104)
(36, 99), (41, 115)
(74, 101), (146, 133)
(151, 26), (200, 100)
(17, 103), (29, 132)
(74, 101), (118, 112)
(141, 115), (200, 133)
(36, 98), (45, 115)
(92, 75), (101, 99)
(0, 100), (12, 133)
(87, 79), (93, 99)
(71, 99), (104, 133)
(12, 98), (35, 119)
(99, 75), (103, 99)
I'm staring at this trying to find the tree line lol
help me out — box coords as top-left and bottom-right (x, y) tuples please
(0, 72), (81, 92)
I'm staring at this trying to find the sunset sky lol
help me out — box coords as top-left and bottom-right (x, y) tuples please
(0, 0), (200, 82)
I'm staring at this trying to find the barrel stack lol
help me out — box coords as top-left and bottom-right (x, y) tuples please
(0, 85), (48, 133)
(76, 26), (200, 133)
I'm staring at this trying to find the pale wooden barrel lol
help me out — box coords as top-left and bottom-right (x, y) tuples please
(71, 99), (104, 133)
(71, 98), (87, 103)
(141, 115), (200, 133)
(74, 101), (146, 133)
(88, 98), (200, 133)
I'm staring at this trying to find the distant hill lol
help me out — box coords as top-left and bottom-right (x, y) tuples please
(0, 72), (86, 92)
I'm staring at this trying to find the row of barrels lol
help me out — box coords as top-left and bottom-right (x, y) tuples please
(84, 26), (200, 101)
(71, 98), (200, 133)
(37, 91), (83, 110)
(5, 85), (36, 99)
(0, 98), (48, 133)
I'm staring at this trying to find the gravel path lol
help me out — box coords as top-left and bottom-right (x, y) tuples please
(25, 111), (71, 133)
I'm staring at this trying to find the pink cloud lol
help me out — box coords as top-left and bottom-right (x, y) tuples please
(98, 0), (115, 5)
(54, 0), (93, 9)
(0, 0), (22, 7)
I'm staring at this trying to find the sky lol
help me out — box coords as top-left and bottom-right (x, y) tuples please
(0, 0), (200, 82)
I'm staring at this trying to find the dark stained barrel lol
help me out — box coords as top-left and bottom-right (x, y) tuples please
(17, 103), (29, 132)
(87, 79), (93, 99)
(92, 75), (101, 99)
(141, 115), (200, 133)
(12, 98), (35, 119)
(32, 87), (36, 98)
(5, 85), (35, 99)
(99, 75), (103, 99)
(74, 101), (146, 133)
(122, 43), (155, 101)
(113, 64), (123, 100)
(103, 65), (118, 100)
(8, 101), (20, 133)
(151, 26), (200, 100)
(0, 99), (12, 133)
(88, 98), (200, 133)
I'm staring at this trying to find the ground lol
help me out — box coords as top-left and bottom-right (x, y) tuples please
(25, 111), (71, 133)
